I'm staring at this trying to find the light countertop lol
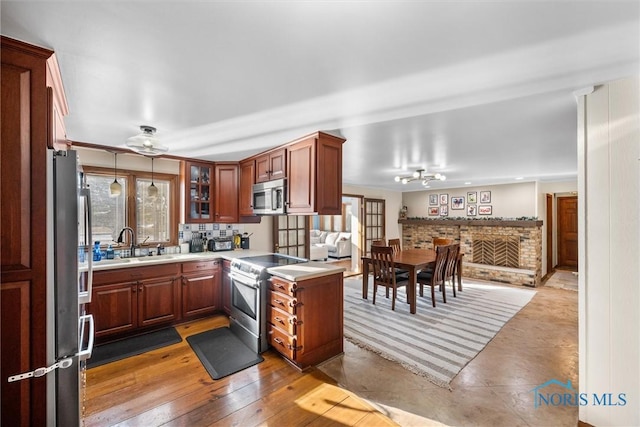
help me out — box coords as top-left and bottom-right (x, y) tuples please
(84, 250), (345, 281)
(267, 261), (345, 281)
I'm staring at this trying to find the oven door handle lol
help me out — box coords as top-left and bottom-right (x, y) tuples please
(229, 272), (260, 289)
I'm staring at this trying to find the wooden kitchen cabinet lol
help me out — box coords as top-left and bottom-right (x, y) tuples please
(255, 147), (286, 183)
(239, 159), (256, 216)
(183, 160), (214, 222)
(221, 260), (232, 315)
(267, 272), (344, 370)
(286, 132), (345, 215)
(181, 260), (221, 320)
(89, 263), (180, 343)
(1, 37), (68, 427)
(214, 162), (239, 223)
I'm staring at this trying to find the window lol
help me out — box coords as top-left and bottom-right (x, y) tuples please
(84, 166), (178, 247)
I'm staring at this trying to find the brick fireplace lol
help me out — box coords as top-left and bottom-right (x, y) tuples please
(400, 219), (543, 287)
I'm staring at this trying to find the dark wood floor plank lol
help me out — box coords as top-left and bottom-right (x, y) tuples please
(85, 316), (396, 427)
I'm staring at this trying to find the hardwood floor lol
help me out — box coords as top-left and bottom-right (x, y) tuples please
(84, 316), (397, 426)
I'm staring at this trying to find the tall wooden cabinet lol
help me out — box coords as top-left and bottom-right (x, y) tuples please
(286, 132), (345, 215)
(239, 159), (256, 216)
(214, 163), (239, 223)
(183, 160), (214, 222)
(1, 37), (67, 427)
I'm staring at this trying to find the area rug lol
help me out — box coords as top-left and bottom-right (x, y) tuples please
(342, 277), (536, 389)
(187, 327), (264, 380)
(87, 327), (182, 368)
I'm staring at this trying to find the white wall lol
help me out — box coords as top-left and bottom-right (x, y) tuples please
(578, 76), (639, 426)
(402, 181), (537, 219)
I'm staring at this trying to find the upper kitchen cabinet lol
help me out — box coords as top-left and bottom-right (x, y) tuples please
(255, 147), (286, 183)
(286, 132), (345, 215)
(46, 53), (69, 151)
(213, 162), (239, 223)
(239, 159), (256, 216)
(182, 160), (213, 223)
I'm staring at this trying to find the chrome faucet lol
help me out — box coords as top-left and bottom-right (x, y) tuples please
(116, 227), (137, 256)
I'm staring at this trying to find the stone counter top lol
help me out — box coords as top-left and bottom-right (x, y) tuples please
(267, 262), (345, 281)
(85, 249), (270, 271)
(84, 250), (344, 281)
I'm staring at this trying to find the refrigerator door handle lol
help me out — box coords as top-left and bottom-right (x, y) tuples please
(77, 314), (95, 361)
(78, 187), (93, 304)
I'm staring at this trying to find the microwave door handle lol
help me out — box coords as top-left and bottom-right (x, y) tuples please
(79, 188), (93, 304)
(272, 189), (278, 211)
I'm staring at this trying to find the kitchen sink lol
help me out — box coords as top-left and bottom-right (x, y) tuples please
(133, 254), (176, 262)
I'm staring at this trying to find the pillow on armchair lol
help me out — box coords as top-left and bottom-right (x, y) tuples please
(324, 232), (340, 246)
(338, 232), (351, 242)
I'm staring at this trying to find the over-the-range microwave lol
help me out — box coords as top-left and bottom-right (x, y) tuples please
(252, 178), (286, 215)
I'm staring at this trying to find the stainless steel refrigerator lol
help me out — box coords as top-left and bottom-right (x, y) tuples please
(46, 149), (94, 425)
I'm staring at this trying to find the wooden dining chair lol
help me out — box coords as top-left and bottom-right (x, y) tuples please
(433, 237), (454, 248)
(371, 245), (408, 311)
(416, 245), (448, 307)
(372, 239), (387, 247)
(388, 238), (409, 277)
(443, 243), (460, 298)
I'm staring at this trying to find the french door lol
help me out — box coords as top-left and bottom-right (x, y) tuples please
(364, 198), (385, 256)
(272, 215), (308, 258)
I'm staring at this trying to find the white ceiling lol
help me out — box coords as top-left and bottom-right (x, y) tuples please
(2, 1), (638, 191)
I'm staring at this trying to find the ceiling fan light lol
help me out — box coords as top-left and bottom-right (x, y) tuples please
(412, 171), (420, 179)
(394, 176), (401, 182)
(439, 174), (446, 181)
(126, 125), (168, 156)
(401, 178), (408, 184)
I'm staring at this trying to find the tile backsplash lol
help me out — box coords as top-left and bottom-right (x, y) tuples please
(178, 223), (243, 243)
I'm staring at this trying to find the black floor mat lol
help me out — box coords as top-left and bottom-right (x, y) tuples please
(187, 327), (264, 380)
(87, 327), (182, 368)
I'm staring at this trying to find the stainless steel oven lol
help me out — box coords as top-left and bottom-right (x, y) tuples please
(228, 254), (307, 354)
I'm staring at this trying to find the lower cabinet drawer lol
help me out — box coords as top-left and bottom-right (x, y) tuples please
(269, 290), (297, 315)
(269, 306), (297, 335)
(268, 324), (296, 360)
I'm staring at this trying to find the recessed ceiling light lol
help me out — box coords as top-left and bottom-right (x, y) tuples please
(464, 182), (472, 185)
(515, 177), (524, 180)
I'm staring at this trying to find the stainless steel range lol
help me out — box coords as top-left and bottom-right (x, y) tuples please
(228, 254), (307, 353)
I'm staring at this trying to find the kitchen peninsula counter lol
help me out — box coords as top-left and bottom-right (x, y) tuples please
(87, 251), (345, 281)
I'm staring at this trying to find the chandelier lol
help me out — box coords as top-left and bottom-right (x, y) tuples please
(394, 169), (446, 185)
(126, 125), (168, 156)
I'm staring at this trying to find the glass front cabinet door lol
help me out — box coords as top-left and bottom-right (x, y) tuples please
(186, 161), (213, 222)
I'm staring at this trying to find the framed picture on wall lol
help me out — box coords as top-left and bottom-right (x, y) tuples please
(479, 205), (492, 215)
(428, 206), (439, 216)
(467, 204), (477, 216)
(439, 194), (449, 205)
(467, 191), (477, 204)
(429, 194), (438, 206)
(480, 191), (491, 203)
(440, 205), (448, 216)
(451, 197), (464, 210)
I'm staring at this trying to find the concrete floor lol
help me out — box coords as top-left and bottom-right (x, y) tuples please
(319, 272), (579, 426)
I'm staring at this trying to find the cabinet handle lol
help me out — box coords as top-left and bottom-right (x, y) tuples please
(274, 299), (284, 306)
(273, 337), (283, 345)
(139, 286), (143, 292)
(274, 316), (284, 324)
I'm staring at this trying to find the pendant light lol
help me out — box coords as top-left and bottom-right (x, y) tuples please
(148, 157), (158, 199)
(109, 152), (122, 197)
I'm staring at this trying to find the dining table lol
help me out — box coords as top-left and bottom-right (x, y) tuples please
(361, 248), (436, 314)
